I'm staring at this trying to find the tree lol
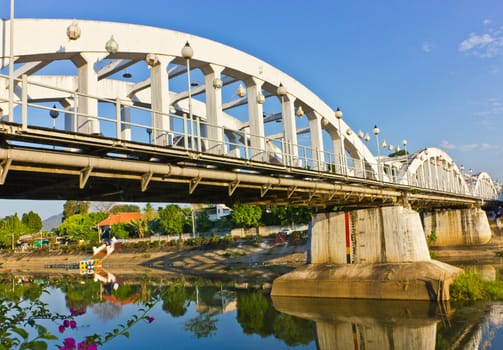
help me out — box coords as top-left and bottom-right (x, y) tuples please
(232, 204), (262, 229)
(158, 204), (185, 236)
(63, 201), (90, 221)
(0, 214), (26, 248)
(271, 206), (312, 227)
(21, 211), (42, 233)
(110, 204), (141, 214)
(58, 212), (107, 241)
(195, 211), (212, 233)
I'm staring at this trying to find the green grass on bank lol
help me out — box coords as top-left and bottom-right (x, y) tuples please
(450, 272), (503, 301)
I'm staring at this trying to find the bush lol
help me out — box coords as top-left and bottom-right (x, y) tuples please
(450, 272), (503, 301)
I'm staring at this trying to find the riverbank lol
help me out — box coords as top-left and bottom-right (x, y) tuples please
(1, 235), (502, 280)
(0, 240), (307, 282)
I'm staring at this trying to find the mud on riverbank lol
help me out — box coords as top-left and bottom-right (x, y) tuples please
(0, 240), (307, 283)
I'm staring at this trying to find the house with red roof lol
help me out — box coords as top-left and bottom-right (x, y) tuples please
(97, 212), (142, 232)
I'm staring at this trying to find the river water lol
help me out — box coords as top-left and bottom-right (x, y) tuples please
(1, 258), (503, 349)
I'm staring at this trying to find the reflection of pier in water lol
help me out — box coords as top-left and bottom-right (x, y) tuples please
(273, 296), (446, 350)
(273, 296), (503, 350)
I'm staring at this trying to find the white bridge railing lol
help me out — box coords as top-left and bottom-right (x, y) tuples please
(0, 73), (499, 201)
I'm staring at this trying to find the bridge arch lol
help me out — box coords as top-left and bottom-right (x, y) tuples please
(472, 172), (498, 199)
(0, 18), (383, 179)
(394, 147), (470, 195)
(0, 19), (499, 202)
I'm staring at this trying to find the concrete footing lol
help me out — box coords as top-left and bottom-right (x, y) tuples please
(270, 260), (462, 300)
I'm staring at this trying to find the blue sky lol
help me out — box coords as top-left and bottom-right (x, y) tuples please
(1, 0), (502, 219)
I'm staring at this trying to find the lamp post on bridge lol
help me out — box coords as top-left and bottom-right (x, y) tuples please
(50, 104), (59, 129)
(335, 108), (344, 175)
(402, 139), (409, 185)
(373, 125), (381, 181)
(181, 42), (194, 151)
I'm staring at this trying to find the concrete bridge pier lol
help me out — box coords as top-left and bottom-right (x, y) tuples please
(421, 208), (492, 246)
(271, 205), (462, 300)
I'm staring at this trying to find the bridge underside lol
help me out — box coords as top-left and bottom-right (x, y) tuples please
(0, 123), (487, 209)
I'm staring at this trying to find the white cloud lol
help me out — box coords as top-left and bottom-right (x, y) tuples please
(458, 24), (503, 58)
(439, 140), (501, 152)
(483, 18), (492, 26)
(459, 33), (494, 51)
(473, 97), (503, 127)
(422, 41), (433, 53)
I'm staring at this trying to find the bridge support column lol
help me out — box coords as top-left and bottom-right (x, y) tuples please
(422, 208), (491, 246)
(77, 53), (102, 135)
(150, 56), (174, 146)
(281, 94), (299, 167)
(272, 206), (462, 300)
(246, 77), (265, 162)
(203, 64), (225, 154)
(307, 111), (325, 171)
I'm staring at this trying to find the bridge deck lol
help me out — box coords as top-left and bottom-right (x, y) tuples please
(0, 122), (493, 209)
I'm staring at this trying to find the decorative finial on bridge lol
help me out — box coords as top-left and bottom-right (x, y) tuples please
(66, 20), (81, 40)
(105, 35), (119, 54)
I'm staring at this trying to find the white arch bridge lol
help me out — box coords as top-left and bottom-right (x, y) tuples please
(0, 19), (500, 208)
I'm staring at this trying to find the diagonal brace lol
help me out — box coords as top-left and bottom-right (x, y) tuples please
(141, 171), (154, 192)
(0, 158), (12, 185)
(229, 180), (240, 196)
(80, 166), (93, 189)
(189, 177), (201, 194)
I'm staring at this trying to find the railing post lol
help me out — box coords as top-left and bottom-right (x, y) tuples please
(244, 129), (249, 160)
(183, 113), (188, 149)
(73, 91), (78, 133)
(115, 98), (121, 140)
(21, 74), (28, 130)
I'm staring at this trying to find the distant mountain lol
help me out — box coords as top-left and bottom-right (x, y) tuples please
(42, 213), (63, 232)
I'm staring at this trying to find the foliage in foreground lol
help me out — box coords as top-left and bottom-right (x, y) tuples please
(450, 272), (503, 301)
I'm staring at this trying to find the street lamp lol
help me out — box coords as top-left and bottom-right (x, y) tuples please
(335, 107), (344, 174)
(181, 41), (194, 151)
(402, 139), (409, 184)
(50, 104), (59, 129)
(373, 125), (381, 181)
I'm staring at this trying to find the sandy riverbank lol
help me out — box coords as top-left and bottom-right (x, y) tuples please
(0, 241), (307, 281)
(1, 236), (502, 279)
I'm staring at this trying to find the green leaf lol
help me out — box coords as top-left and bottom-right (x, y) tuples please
(122, 331), (130, 338)
(12, 327), (29, 340)
(20, 341), (48, 350)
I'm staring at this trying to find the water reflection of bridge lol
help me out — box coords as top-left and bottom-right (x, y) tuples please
(273, 296), (503, 350)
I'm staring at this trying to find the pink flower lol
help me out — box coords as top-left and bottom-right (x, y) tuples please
(86, 344), (98, 350)
(63, 338), (76, 349)
(63, 319), (70, 328)
(148, 316), (155, 323)
(70, 320), (77, 329)
(58, 325), (66, 333)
